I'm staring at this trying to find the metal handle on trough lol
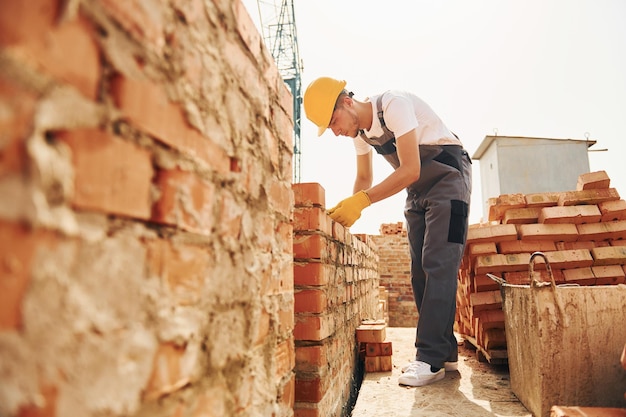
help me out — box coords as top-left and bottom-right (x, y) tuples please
(529, 251), (556, 288)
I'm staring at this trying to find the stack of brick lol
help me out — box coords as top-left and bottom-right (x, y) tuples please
(356, 320), (393, 373)
(292, 183), (380, 417)
(379, 221), (407, 236)
(372, 223), (417, 327)
(456, 171), (626, 362)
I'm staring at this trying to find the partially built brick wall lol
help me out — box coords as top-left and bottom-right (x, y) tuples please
(292, 183), (380, 417)
(371, 222), (417, 327)
(0, 1), (297, 416)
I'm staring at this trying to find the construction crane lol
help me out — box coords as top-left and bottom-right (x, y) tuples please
(253, 0), (304, 183)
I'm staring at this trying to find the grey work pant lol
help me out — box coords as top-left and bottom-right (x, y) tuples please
(404, 145), (472, 369)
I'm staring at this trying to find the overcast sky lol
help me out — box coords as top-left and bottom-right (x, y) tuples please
(243, 0), (626, 235)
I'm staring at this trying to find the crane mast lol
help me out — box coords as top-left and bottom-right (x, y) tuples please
(255, 0), (304, 183)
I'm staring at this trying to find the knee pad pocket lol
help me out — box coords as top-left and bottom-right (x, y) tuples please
(448, 200), (468, 244)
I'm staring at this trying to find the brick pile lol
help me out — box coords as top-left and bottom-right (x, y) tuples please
(292, 183), (380, 417)
(379, 221), (407, 236)
(456, 171), (626, 362)
(356, 320), (393, 373)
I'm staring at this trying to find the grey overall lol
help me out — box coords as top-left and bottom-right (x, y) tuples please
(359, 95), (472, 368)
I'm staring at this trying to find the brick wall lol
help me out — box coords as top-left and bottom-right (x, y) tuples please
(371, 222), (417, 327)
(0, 1), (296, 416)
(292, 183), (380, 417)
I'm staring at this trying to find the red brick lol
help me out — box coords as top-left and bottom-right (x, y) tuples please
(151, 168), (216, 234)
(99, 0), (165, 51)
(16, 383), (57, 417)
(530, 249), (594, 270)
(555, 241), (610, 250)
(0, 76), (36, 177)
(295, 289), (327, 314)
(504, 269), (564, 285)
(577, 170), (611, 190)
(295, 377), (324, 403)
(356, 324), (386, 343)
(233, 0), (263, 61)
(379, 355), (393, 372)
(469, 290), (502, 312)
(143, 342), (190, 401)
(275, 339), (295, 381)
(577, 220), (626, 241)
(474, 253), (532, 274)
(293, 207), (331, 233)
(0, 221), (57, 330)
(503, 207), (541, 224)
(483, 328), (506, 349)
(4, 15), (101, 99)
(292, 183), (326, 208)
(598, 199), (626, 222)
(279, 374), (295, 408)
(293, 234), (326, 260)
(466, 224), (518, 244)
(0, 0), (59, 46)
(294, 408), (322, 417)
(590, 246), (626, 266)
(294, 262), (330, 286)
(217, 191), (243, 240)
(268, 180), (293, 218)
(277, 304), (294, 335)
(468, 242), (498, 256)
(592, 265), (626, 285)
(562, 267), (596, 286)
(296, 345), (327, 371)
(145, 239), (209, 306)
(498, 240), (557, 254)
(474, 309), (505, 328)
(474, 274), (500, 292)
(518, 223), (579, 241)
(364, 356), (380, 372)
(254, 309), (270, 347)
(365, 343), (381, 357)
(539, 205), (602, 224)
(293, 314), (333, 341)
(111, 75), (230, 174)
(57, 128), (153, 219)
(487, 193), (526, 221)
(525, 192), (560, 208)
(558, 188), (620, 206)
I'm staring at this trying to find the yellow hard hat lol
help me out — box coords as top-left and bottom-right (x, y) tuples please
(303, 77), (347, 136)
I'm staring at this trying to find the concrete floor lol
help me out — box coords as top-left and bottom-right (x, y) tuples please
(351, 327), (532, 417)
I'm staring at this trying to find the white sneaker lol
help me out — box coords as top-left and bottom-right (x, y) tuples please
(401, 360), (458, 373)
(398, 361), (445, 387)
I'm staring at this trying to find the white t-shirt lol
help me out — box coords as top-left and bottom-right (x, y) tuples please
(352, 90), (461, 155)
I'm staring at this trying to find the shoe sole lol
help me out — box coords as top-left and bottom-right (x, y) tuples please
(401, 361), (458, 373)
(398, 369), (445, 387)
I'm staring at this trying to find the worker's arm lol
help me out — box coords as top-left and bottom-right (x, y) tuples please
(353, 151), (373, 194)
(364, 128), (421, 203)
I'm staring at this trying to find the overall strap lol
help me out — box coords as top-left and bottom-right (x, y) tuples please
(359, 94), (397, 156)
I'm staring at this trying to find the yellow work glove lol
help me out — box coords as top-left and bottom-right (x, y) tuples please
(327, 190), (371, 227)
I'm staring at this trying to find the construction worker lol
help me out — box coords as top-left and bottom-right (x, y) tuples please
(303, 77), (472, 387)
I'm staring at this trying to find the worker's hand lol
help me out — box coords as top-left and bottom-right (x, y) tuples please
(327, 190), (371, 227)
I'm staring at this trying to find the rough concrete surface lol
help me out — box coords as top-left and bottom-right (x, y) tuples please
(351, 327), (531, 417)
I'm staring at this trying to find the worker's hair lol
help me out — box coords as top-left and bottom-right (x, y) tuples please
(334, 89), (354, 109)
